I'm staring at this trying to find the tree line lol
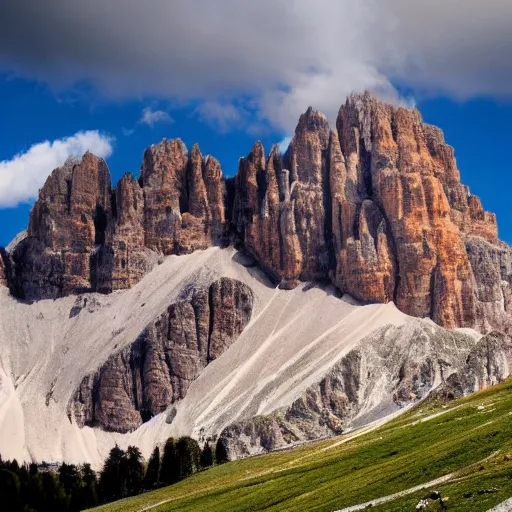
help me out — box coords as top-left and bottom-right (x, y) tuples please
(0, 436), (229, 511)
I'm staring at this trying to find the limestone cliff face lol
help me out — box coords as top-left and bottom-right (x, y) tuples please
(10, 154), (113, 300)
(140, 140), (226, 254)
(69, 278), (253, 433)
(109, 173), (155, 291)
(232, 142), (302, 287)
(334, 95), (503, 330)
(437, 331), (512, 399)
(338, 96), (478, 328)
(233, 93), (507, 331)
(6, 94), (511, 333)
(465, 237), (512, 334)
(219, 325), (512, 459)
(9, 141), (227, 300)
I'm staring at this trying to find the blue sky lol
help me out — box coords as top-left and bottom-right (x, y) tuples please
(0, 1), (511, 246)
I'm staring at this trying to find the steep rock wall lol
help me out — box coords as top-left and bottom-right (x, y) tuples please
(9, 141), (227, 300)
(233, 93), (506, 330)
(69, 278), (253, 433)
(5, 93), (511, 333)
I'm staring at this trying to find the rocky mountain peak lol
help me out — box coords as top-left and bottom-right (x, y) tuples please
(295, 106), (330, 138)
(4, 93), (511, 334)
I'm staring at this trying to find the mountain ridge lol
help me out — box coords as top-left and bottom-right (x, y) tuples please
(1, 92), (512, 467)
(3, 92), (510, 334)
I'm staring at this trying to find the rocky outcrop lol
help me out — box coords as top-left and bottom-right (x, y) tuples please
(436, 332), (512, 400)
(140, 141), (227, 255)
(208, 278), (255, 361)
(219, 324), (511, 459)
(109, 173), (158, 291)
(69, 278), (253, 433)
(232, 142), (302, 287)
(10, 142), (228, 300)
(465, 236), (512, 334)
(233, 93), (508, 331)
(10, 154), (112, 300)
(358, 101), (478, 329)
(7, 93), (512, 333)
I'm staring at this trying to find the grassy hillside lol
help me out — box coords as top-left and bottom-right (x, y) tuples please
(89, 380), (512, 512)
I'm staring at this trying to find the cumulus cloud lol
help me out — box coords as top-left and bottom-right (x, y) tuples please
(140, 107), (172, 127)
(0, 131), (114, 207)
(0, 1), (511, 132)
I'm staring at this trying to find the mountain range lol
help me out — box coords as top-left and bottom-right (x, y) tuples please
(0, 92), (511, 468)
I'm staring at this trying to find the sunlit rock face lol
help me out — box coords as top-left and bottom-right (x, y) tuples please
(5, 93), (511, 332)
(10, 153), (113, 300)
(140, 140), (227, 255)
(335, 94), (478, 329)
(233, 93), (508, 331)
(8, 141), (228, 300)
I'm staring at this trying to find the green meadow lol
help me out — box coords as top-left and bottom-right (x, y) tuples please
(90, 380), (512, 512)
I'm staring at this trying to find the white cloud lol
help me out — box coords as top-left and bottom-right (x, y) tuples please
(140, 107), (172, 127)
(1, 1), (512, 132)
(0, 131), (114, 208)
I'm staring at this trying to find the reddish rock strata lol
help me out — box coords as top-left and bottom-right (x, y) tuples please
(9, 141), (227, 300)
(5, 94), (511, 332)
(233, 93), (508, 331)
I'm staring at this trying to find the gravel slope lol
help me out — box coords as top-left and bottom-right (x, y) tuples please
(0, 247), (416, 467)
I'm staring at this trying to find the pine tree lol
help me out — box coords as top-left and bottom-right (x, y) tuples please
(17, 464), (30, 510)
(27, 469), (44, 512)
(125, 446), (144, 496)
(144, 446), (160, 490)
(8, 458), (20, 473)
(29, 462), (39, 477)
(200, 441), (214, 468)
(40, 471), (68, 512)
(58, 461), (82, 510)
(99, 445), (127, 502)
(79, 463), (98, 510)
(175, 437), (201, 480)
(215, 438), (229, 465)
(0, 469), (22, 512)
(160, 438), (179, 485)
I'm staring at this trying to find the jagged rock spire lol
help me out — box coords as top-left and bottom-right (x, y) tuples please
(6, 93), (512, 333)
